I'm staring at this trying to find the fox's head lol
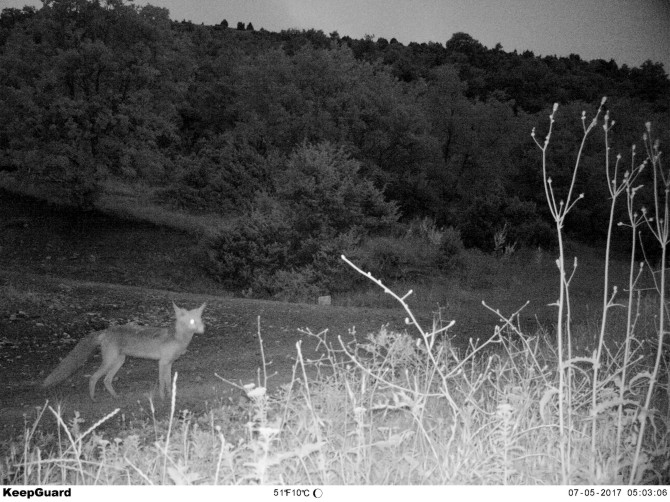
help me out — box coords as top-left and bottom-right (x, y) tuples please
(173, 302), (206, 334)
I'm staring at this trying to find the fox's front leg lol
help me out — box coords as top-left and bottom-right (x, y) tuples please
(158, 361), (172, 399)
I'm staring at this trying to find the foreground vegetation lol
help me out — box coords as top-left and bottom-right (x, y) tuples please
(1, 258), (667, 484)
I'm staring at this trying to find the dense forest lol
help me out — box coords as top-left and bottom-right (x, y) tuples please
(1, 0), (668, 296)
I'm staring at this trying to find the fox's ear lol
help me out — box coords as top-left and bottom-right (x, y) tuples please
(172, 302), (181, 315)
(199, 302), (207, 313)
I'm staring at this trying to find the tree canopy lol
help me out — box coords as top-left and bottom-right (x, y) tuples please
(1, 0), (668, 249)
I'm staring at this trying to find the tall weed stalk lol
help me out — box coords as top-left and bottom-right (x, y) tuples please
(616, 143), (646, 468)
(634, 123), (668, 483)
(535, 100), (668, 483)
(532, 99), (606, 482)
(593, 110), (645, 476)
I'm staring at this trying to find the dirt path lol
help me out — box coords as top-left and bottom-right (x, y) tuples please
(0, 269), (409, 438)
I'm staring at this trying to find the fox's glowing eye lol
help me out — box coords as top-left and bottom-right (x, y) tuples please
(189, 319), (195, 325)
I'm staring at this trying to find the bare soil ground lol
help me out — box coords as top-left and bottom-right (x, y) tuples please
(0, 268), (406, 438)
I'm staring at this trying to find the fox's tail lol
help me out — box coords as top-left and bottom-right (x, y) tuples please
(42, 333), (100, 388)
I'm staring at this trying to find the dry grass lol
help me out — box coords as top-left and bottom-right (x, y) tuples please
(0, 175), (235, 238)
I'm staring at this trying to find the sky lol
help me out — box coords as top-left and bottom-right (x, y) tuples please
(2, 0), (669, 71)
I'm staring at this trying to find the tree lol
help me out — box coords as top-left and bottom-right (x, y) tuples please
(0, 6), (36, 45)
(203, 141), (399, 295)
(445, 32), (487, 65)
(0, 0), (185, 208)
(630, 60), (670, 110)
(276, 141), (398, 234)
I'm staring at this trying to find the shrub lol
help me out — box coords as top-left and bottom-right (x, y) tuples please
(348, 220), (464, 280)
(310, 229), (362, 292)
(404, 217), (445, 246)
(352, 234), (442, 280)
(503, 196), (555, 248)
(459, 193), (554, 250)
(458, 193), (505, 250)
(352, 236), (411, 279)
(256, 266), (321, 302)
(438, 226), (465, 272)
(204, 194), (295, 289)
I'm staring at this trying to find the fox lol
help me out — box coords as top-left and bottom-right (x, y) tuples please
(43, 302), (206, 400)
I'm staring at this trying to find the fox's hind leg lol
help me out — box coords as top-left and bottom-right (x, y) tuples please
(89, 350), (124, 401)
(103, 354), (126, 398)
